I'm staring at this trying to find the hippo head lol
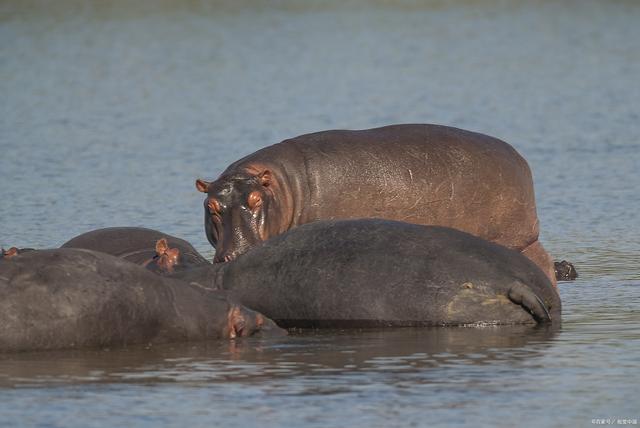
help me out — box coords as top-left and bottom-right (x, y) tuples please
(225, 305), (285, 339)
(144, 239), (181, 274)
(196, 170), (280, 263)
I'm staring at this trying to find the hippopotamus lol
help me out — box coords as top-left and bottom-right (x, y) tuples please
(171, 219), (561, 328)
(0, 248), (283, 353)
(554, 260), (578, 281)
(61, 227), (209, 274)
(195, 124), (556, 285)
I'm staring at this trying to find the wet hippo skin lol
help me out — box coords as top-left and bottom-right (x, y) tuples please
(196, 124), (556, 286)
(0, 248), (283, 353)
(172, 219), (561, 328)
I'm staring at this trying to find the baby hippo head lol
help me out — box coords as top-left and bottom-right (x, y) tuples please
(196, 170), (276, 263)
(225, 305), (285, 339)
(144, 239), (181, 274)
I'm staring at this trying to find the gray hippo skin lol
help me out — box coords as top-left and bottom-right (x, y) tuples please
(172, 219), (561, 328)
(61, 227), (209, 274)
(0, 248), (283, 353)
(196, 124), (556, 286)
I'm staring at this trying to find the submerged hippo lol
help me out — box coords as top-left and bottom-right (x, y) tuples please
(61, 227), (209, 274)
(171, 219), (561, 328)
(195, 124), (556, 285)
(0, 248), (282, 353)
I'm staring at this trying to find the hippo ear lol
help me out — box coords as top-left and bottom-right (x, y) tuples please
(2, 247), (18, 258)
(195, 179), (210, 193)
(259, 170), (272, 187)
(155, 238), (169, 256)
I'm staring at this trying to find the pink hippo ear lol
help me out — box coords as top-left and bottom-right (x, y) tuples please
(152, 239), (180, 273)
(195, 179), (211, 193)
(155, 238), (169, 256)
(2, 247), (19, 259)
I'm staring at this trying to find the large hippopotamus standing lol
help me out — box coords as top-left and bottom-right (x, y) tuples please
(171, 219), (561, 327)
(0, 248), (282, 353)
(195, 124), (556, 285)
(61, 227), (209, 274)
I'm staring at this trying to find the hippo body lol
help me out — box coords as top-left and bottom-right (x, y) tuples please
(196, 124), (555, 285)
(173, 219), (561, 328)
(61, 227), (209, 274)
(0, 248), (281, 353)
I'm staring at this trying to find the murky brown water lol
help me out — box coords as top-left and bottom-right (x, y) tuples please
(1, 1), (639, 426)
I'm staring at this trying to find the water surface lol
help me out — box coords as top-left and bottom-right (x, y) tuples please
(1, 1), (639, 426)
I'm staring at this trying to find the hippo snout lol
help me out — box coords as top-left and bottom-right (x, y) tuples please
(226, 305), (286, 338)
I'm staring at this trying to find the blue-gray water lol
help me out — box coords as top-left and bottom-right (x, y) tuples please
(1, 1), (639, 426)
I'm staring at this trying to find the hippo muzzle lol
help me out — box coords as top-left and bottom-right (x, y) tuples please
(197, 174), (272, 263)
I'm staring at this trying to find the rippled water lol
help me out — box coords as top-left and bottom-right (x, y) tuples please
(1, 1), (639, 426)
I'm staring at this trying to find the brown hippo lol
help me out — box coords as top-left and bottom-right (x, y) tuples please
(61, 227), (209, 274)
(195, 124), (556, 285)
(0, 248), (283, 353)
(170, 219), (561, 328)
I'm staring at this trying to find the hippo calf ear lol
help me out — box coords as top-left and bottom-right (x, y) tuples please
(2, 247), (19, 259)
(155, 238), (169, 256)
(196, 179), (211, 193)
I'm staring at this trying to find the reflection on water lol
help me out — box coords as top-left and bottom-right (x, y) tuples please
(1, 327), (572, 427)
(0, 314), (637, 427)
(1, 0), (639, 426)
(0, 326), (558, 387)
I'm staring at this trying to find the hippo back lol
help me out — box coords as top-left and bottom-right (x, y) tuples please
(240, 124), (539, 251)
(218, 219), (561, 327)
(61, 227), (209, 268)
(0, 248), (280, 352)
